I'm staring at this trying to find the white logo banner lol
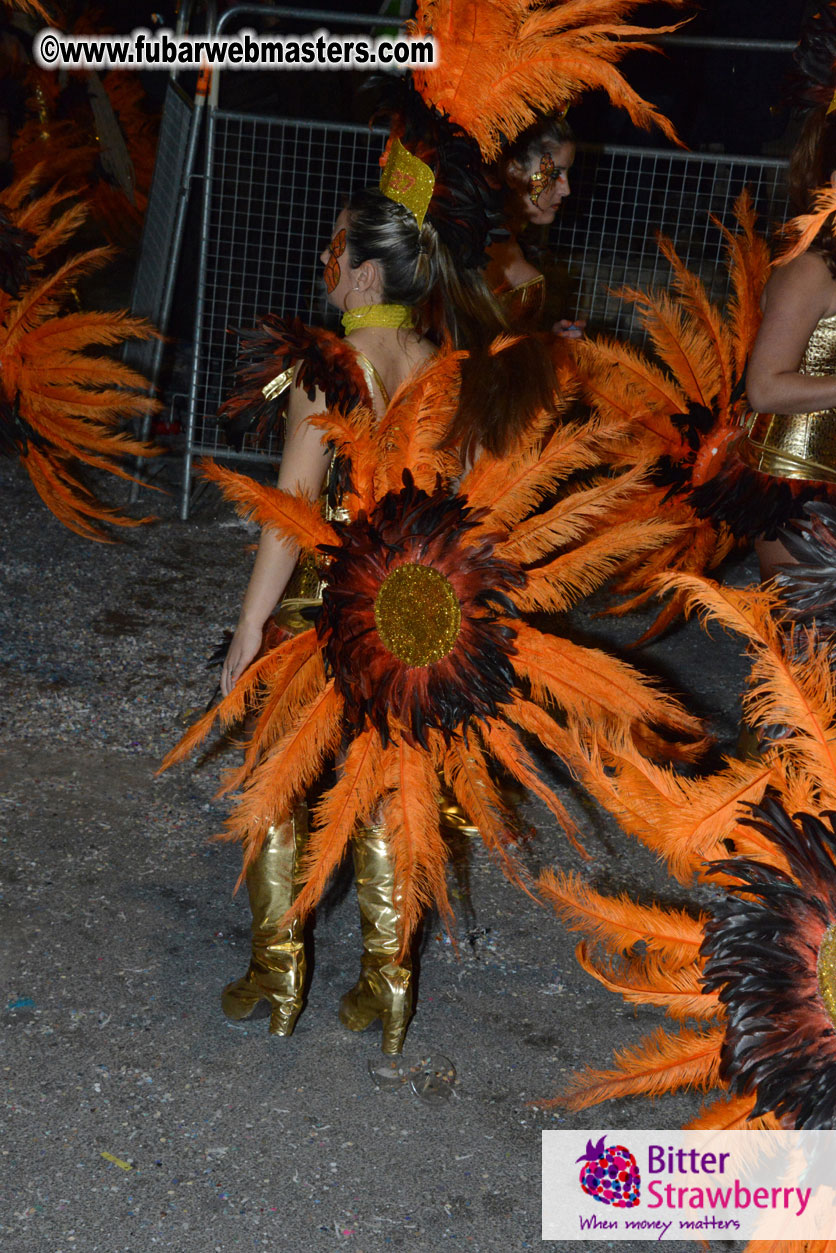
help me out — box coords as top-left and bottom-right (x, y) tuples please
(543, 1129), (836, 1241)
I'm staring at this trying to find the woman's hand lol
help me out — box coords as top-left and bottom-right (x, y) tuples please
(553, 318), (586, 340)
(220, 619), (265, 697)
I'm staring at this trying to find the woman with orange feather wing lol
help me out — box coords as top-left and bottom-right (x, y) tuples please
(163, 0), (699, 1056)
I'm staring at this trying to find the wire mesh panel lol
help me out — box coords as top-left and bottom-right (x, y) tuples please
(125, 79), (195, 377)
(551, 145), (788, 338)
(189, 113), (386, 462)
(185, 124), (791, 488)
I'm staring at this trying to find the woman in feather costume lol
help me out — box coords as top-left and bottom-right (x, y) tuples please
(198, 132), (564, 1053)
(164, 0), (696, 1056)
(485, 112), (582, 334)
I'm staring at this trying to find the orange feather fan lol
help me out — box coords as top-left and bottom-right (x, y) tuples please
(163, 340), (702, 947)
(571, 190), (771, 639)
(410, 0), (687, 159)
(0, 179), (160, 539)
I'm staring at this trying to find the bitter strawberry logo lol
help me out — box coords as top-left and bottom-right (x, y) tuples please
(577, 1136), (641, 1207)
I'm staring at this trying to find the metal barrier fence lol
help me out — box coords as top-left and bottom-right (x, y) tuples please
(171, 4), (793, 516)
(552, 145), (788, 337)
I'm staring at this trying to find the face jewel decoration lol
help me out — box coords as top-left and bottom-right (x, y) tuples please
(317, 473), (523, 748)
(528, 152), (557, 207)
(323, 227), (346, 295)
(701, 798), (836, 1129)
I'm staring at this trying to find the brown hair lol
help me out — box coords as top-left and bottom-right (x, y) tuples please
(499, 113), (576, 183)
(788, 104), (836, 274)
(343, 186), (557, 459)
(432, 253), (557, 459)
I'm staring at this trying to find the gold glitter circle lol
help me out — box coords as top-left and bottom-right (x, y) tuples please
(373, 563), (462, 667)
(818, 924), (836, 1027)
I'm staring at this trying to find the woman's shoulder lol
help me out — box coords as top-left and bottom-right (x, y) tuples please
(764, 248), (836, 315)
(770, 247), (835, 292)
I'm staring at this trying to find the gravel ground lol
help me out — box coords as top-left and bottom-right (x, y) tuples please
(0, 455), (757, 1253)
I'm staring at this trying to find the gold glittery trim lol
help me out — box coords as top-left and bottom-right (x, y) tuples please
(817, 924), (836, 1026)
(374, 563), (461, 667)
(379, 138), (435, 228)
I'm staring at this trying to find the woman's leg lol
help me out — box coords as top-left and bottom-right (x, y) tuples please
(339, 825), (413, 1055)
(221, 804), (308, 1036)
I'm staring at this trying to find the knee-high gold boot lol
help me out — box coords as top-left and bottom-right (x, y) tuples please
(221, 805), (308, 1036)
(339, 827), (413, 1055)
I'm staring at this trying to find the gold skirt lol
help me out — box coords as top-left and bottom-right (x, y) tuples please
(741, 410), (836, 484)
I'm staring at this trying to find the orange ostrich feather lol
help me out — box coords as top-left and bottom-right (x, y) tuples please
(572, 191), (771, 637)
(410, 0), (686, 160)
(775, 184), (836, 269)
(164, 342), (700, 947)
(0, 188), (160, 539)
(7, 0), (53, 18)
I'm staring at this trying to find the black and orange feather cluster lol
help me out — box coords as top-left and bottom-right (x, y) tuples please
(539, 572), (836, 1157)
(572, 191), (774, 638)
(702, 799), (836, 1129)
(219, 316), (372, 452)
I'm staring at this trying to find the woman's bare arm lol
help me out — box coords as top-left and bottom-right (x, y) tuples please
(746, 251), (836, 413)
(220, 380), (333, 695)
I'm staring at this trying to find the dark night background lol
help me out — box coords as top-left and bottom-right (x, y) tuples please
(79, 0), (810, 155)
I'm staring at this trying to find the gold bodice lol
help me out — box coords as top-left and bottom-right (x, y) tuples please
(743, 313), (836, 483)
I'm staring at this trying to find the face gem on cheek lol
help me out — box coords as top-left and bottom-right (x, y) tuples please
(324, 227), (347, 294)
(527, 152), (557, 207)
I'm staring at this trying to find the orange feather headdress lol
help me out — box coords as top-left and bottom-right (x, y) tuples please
(409, 0), (687, 159)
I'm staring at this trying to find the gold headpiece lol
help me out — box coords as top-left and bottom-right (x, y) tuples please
(828, 87), (836, 116)
(379, 138), (435, 229)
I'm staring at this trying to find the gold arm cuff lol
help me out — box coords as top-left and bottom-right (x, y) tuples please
(262, 366), (294, 402)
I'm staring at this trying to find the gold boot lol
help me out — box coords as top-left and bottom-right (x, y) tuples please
(221, 805), (308, 1036)
(339, 827), (413, 1055)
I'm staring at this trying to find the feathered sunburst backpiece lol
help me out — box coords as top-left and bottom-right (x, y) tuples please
(537, 571), (836, 1153)
(571, 190), (776, 639)
(702, 798), (836, 1130)
(409, 0), (686, 161)
(0, 171), (161, 540)
(161, 344), (704, 950)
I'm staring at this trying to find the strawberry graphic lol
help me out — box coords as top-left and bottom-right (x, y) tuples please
(577, 1136), (641, 1207)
